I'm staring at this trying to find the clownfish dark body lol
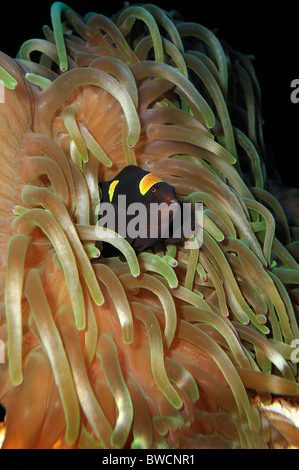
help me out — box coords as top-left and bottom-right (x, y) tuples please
(98, 165), (183, 255)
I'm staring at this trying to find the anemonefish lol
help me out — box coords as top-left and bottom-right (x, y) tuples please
(98, 165), (184, 254)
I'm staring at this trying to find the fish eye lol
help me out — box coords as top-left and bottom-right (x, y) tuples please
(151, 187), (157, 193)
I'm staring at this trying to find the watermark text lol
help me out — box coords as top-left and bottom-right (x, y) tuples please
(96, 198), (203, 250)
(0, 80), (4, 104)
(0, 340), (4, 364)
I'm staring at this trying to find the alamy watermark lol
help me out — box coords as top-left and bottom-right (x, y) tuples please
(290, 339), (299, 363)
(0, 340), (4, 364)
(290, 79), (299, 103)
(95, 198), (203, 249)
(0, 80), (5, 104)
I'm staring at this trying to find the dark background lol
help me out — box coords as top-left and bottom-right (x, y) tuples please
(0, 0), (298, 188)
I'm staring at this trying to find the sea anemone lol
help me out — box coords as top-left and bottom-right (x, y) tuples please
(0, 2), (299, 449)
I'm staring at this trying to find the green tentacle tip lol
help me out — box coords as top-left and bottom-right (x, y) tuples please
(51, 2), (70, 72)
(25, 73), (52, 90)
(85, 243), (101, 259)
(0, 66), (18, 90)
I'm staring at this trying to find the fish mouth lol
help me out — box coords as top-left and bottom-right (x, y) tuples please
(154, 200), (180, 215)
(163, 196), (179, 206)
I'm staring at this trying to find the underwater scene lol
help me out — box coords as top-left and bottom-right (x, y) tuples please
(0, 0), (299, 450)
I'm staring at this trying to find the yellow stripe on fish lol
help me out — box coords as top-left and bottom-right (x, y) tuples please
(108, 180), (119, 202)
(139, 173), (163, 195)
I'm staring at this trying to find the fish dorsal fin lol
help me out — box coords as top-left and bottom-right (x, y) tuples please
(114, 165), (146, 181)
